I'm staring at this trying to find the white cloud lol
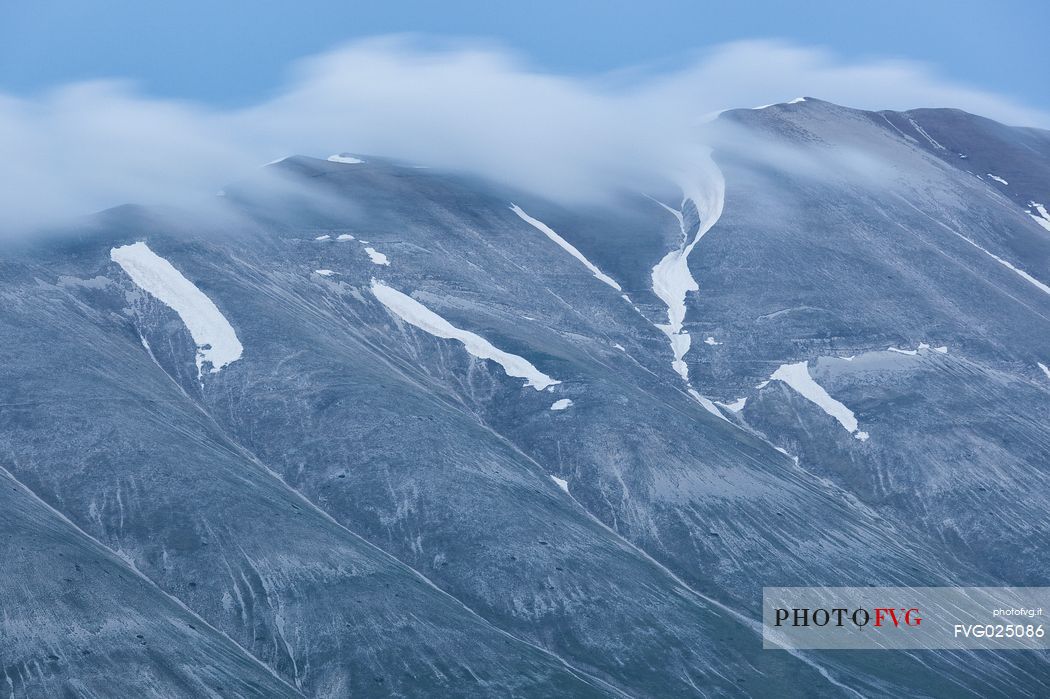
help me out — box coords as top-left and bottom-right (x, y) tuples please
(0, 37), (1045, 230)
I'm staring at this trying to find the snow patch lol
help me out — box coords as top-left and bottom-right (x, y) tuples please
(972, 243), (1050, 294)
(908, 118), (945, 150)
(550, 399), (573, 411)
(913, 342), (948, 354)
(1039, 362), (1050, 380)
(986, 174), (1008, 185)
(770, 361), (861, 435)
(854, 431), (870, 442)
(751, 97), (804, 110)
(364, 247), (390, 266)
(688, 389), (729, 422)
(315, 269), (335, 277)
(703, 336), (722, 346)
(315, 235), (331, 241)
(510, 204), (622, 291)
(370, 280), (560, 390)
(110, 242), (243, 377)
(549, 475), (570, 493)
(327, 154), (364, 164)
(336, 234), (355, 241)
(717, 397), (747, 413)
(1028, 202), (1050, 232)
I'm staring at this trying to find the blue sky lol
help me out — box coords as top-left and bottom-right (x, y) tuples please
(1, 0), (1046, 111)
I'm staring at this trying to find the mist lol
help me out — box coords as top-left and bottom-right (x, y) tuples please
(1, 36), (1045, 231)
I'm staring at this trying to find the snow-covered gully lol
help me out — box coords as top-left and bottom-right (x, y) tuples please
(510, 204), (622, 291)
(650, 153), (725, 383)
(899, 197), (1050, 297)
(645, 152), (733, 420)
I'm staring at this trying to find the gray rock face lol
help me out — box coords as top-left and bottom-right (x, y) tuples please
(1, 99), (1048, 696)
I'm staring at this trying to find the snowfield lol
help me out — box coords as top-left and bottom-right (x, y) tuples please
(110, 242), (243, 377)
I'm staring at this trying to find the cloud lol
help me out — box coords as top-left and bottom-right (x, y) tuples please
(0, 37), (1045, 230)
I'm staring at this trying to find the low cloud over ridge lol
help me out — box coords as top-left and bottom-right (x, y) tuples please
(1, 37), (1045, 229)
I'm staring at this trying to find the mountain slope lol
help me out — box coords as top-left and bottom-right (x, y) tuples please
(2, 99), (1049, 696)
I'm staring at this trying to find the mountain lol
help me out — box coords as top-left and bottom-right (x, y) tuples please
(2, 98), (1048, 697)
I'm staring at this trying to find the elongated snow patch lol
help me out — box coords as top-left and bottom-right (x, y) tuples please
(111, 242), (243, 376)
(510, 204), (621, 291)
(370, 280), (560, 390)
(550, 399), (573, 411)
(771, 361), (861, 435)
(965, 240), (1050, 295)
(328, 154), (364, 164)
(903, 198), (1050, 296)
(364, 247), (390, 266)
